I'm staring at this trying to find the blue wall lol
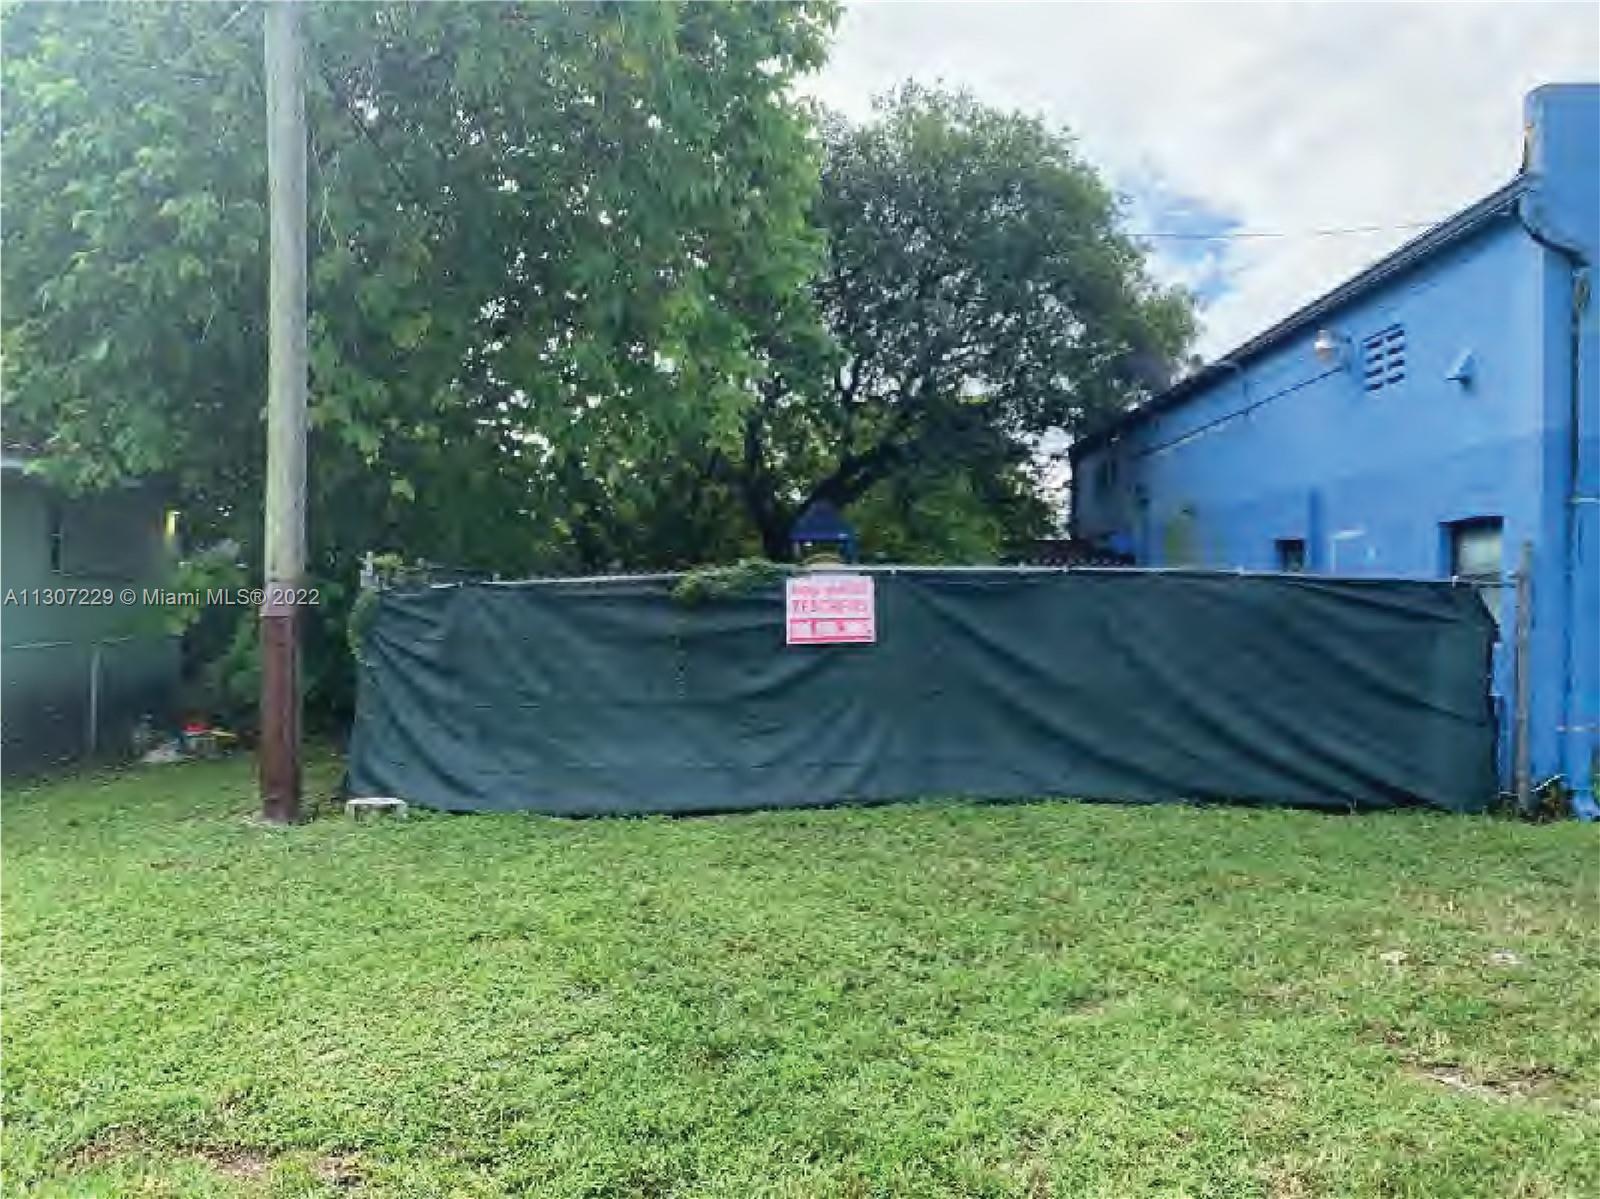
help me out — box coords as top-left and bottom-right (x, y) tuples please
(1074, 85), (1598, 810)
(1523, 85), (1600, 817)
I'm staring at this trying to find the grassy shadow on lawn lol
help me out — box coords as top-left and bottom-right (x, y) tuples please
(3, 753), (1598, 1197)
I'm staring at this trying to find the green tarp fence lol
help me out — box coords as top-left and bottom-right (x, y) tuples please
(348, 569), (1497, 815)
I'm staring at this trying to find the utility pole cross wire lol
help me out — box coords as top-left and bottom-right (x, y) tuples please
(260, 1), (307, 823)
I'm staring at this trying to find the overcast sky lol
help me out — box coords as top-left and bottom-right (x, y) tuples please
(802, 2), (1600, 360)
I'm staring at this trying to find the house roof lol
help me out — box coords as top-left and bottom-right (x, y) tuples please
(1072, 174), (1533, 457)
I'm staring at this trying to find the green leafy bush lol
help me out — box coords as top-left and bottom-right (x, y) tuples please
(670, 559), (792, 605)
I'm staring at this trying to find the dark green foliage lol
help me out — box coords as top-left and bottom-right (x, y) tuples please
(669, 557), (790, 606)
(1, 13), (1195, 723)
(718, 85), (1196, 558)
(850, 462), (1052, 564)
(166, 543), (254, 727)
(345, 585), (381, 666)
(2, 1), (837, 716)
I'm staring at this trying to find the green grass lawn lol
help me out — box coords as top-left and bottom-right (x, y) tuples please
(4, 756), (1598, 1198)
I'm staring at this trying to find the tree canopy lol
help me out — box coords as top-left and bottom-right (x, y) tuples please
(2, 8), (1195, 714)
(715, 85), (1195, 559)
(2, 1), (836, 575)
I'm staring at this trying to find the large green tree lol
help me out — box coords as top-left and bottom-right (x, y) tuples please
(3, 0), (835, 713)
(4, 10), (1195, 718)
(717, 86), (1195, 559)
(3, 1), (835, 575)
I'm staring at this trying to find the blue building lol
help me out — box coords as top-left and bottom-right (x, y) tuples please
(1071, 84), (1598, 815)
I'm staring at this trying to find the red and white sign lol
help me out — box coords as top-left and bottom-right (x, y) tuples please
(786, 574), (876, 645)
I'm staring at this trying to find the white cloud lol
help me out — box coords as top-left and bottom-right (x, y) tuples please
(802, 1), (1600, 358)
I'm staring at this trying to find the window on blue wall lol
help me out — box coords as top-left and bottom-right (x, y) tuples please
(1275, 538), (1307, 572)
(1361, 325), (1406, 392)
(1447, 517), (1504, 625)
(1095, 456), (1119, 496)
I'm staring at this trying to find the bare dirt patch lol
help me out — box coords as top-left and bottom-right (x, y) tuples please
(64, 1131), (352, 1188)
(63, 1127), (152, 1170)
(1409, 1065), (1566, 1104)
(316, 1152), (366, 1190)
(193, 1144), (273, 1180)
(1260, 1162), (1315, 1199)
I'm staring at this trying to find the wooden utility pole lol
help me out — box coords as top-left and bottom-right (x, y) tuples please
(260, 1), (307, 823)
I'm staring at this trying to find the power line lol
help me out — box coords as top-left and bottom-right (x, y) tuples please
(149, 2), (253, 83)
(313, 51), (434, 219)
(1129, 220), (1440, 241)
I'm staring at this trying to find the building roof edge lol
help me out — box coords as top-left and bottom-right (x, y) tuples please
(1072, 174), (1533, 457)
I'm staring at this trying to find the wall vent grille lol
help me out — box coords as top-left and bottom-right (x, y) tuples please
(1361, 325), (1406, 392)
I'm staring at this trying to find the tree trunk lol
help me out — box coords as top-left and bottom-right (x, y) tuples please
(757, 516), (792, 562)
